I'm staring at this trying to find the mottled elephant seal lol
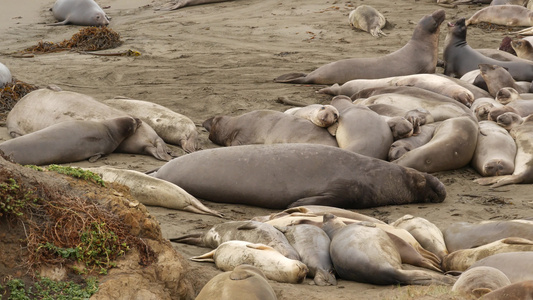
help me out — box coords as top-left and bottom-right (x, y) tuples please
(6, 88), (173, 161)
(480, 280), (533, 300)
(274, 10), (445, 84)
(0, 117), (139, 166)
(466, 5), (533, 27)
(511, 39), (533, 61)
(284, 104), (339, 128)
(348, 5), (387, 37)
(471, 120), (516, 177)
(195, 264), (277, 300)
(470, 252), (533, 283)
(0, 62), (12, 87)
(50, 0), (109, 26)
(152, 143), (447, 209)
(451, 266), (511, 298)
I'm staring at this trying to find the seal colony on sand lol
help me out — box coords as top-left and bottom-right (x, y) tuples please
(273, 9), (445, 84)
(50, 0), (109, 26)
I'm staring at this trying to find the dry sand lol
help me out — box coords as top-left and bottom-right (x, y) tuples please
(1, 0), (532, 299)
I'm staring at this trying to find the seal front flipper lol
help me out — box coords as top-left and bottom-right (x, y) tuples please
(169, 233), (205, 246)
(274, 73), (309, 84)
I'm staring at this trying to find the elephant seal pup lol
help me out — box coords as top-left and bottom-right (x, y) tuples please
(443, 18), (533, 80)
(443, 238), (533, 272)
(83, 166), (222, 217)
(451, 267), (511, 299)
(50, 0), (109, 26)
(280, 224), (336, 286)
(512, 39), (533, 61)
(471, 97), (503, 121)
(393, 116), (479, 173)
(152, 143), (447, 209)
(443, 220), (533, 252)
(383, 116), (414, 140)
(466, 5), (533, 27)
(330, 95), (393, 160)
(348, 5), (387, 37)
(6, 87), (173, 161)
(157, 0), (232, 10)
(103, 97), (199, 153)
(203, 110), (338, 147)
(195, 264), (277, 300)
(476, 114), (533, 187)
(496, 87), (533, 105)
(284, 104), (339, 128)
(0, 117), (139, 166)
(471, 120), (516, 177)
(480, 280), (533, 300)
(0, 62), (12, 87)
(497, 112), (524, 130)
(470, 252), (533, 283)
(479, 64), (529, 97)
(388, 123), (438, 162)
(274, 10), (445, 84)
(170, 220), (300, 260)
(322, 214), (455, 285)
(391, 214), (448, 260)
(488, 105), (520, 122)
(190, 240), (309, 284)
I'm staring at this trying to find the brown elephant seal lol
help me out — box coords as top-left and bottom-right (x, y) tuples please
(50, 0), (109, 26)
(0, 117), (139, 166)
(479, 64), (529, 97)
(284, 104), (339, 128)
(393, 116), (479, 173)
(471, 97), (503, 121)
(512, 39), (533, 61)
(452, 266), (511, 298)
(157, 0), (231, 11)
(443, 220), (533, 252)
(330, 95), (393, 160)
(103, 97), (199, 153)
(383, 116), (414, 140)
(274, 10), (445, 84)
(203, 110), (338, 147)
(279, 224), (336, 286)
(475, 114), (533, 187)
(388, 123), (438, 161)
(496, 87), (533, 105)
(195, 264), (277, 300)
(488, 105), (519, 122)
(471, 120), (516, 177)
(466, 5), (533, 27)
(322, 214), (455, 285)
(0, 62), (12, 87)
(497, 112), (524, 130)
(443, 18), (533, 80)
(152, 143), (447, 209)
(190, 240), (309, 284)
(6, 88), (173, 161)
(480, 280), (533, 300)
(170, 220), (300, 260)
(348, 5), (387, 37)
(470, 252), (533, 283)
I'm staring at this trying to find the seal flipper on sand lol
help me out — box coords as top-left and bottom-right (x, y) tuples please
(274, 73), (309, 84)
(146, 139), (174, 161)
(169, 233), (205, 246)
(47, 20), (69, 26)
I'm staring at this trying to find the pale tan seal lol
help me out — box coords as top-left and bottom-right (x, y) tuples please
(452, 266), (511, 298)
(470, 252), (533, 284)
(284, 104), (339, 128)
(480, 280), (533, 300)
(195, 264), (277, 300)
(471, 120), (516, 177)
(466, 5), (533, 27)
(348, 5), (387, 37)
(50, 0), (109, 26)
(479, 64), (529, 97)
(157, 0), (232, 11)
(512, 38), (533, 61)
(0, 62), (12, 87)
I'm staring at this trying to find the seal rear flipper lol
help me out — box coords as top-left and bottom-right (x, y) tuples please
(313, 269), (337, 286)
(88, 154), (103, 163)
(169, 233), (205, 246)
(146, 139), (174, 161)
(288, 196), (341, 209)
(236, 222), (259, 231)
(491, 174), (523, 188)
(473, 176), (504, 186)
(274, 73), (309, 84)
(47, 20), (69, 26)
(397, 270), (456, 286)
(189, 250), (216, 262)
(501, 237), (533, 245)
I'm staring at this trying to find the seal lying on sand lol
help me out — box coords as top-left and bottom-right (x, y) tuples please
(471, 120), (516, 177)
(0, 62), (12, 87)
(152, 143), (447, 209)
(348, 5), (387, 37)
(451, 266), (511, 299)
(466, 5), (533, 27)
(274, 10), (445, 84)
(157, 0), (232, 11)
(50, 0), (109, 26)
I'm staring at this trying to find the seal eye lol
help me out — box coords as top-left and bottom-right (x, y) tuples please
(320, 107), (325, 110)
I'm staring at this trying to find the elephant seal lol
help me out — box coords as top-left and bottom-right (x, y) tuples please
(322, 214), (455, 285)
(512, 39), (533, 61)
(190, 240), (309, 284)
(170, 220), (300, 260)
(496, 87), (533, 105)
(443, 237), (533, 272)
(470, 252), (533, 283)
(488, 105), (520, 122)
(274, 10), (445, 84)
(152, 143), (447, 209)
(103, 97), (199, 153)
(393, 116), (479, 173)
(203, 110), (338, 147)
(497, 112), (524, 130)
(367, 103), (433, 135)
(491, 0), (528, 5)
(348, 5), (387, 37)
(443, 220), (533, 252)
(50, 0), (109, 26)
(471, 97), (503, 121)
(451, 266), (511, 298)
(284, 104), (339, 128)
(443, 18), (533, 80)
(476, 114), (533, 187)
(466, 5), (533, 27)
(0, 62), (12, 87)
(83, 166), (222, 217)
(479, 64), (529, 97)
(195, 264), (277, 300)
(480, 280), (533, 300)
(157, 0), (232, 11)
(6, 88), (173, 161)
(388, 123), (438, 162)
(330, 95), (393, 160)
(383, 116), (414, 140)
(0, 117), (139, 166)
(279, 224), (336, 286)
(471, 120), (516, 177)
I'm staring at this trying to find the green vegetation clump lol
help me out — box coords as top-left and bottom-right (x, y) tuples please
(0, 178), (40, 217)
(46, 165), (105, 187)
(0, 276), (98, 300)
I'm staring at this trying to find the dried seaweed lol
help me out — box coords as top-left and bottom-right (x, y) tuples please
(0, 79), (38, 122)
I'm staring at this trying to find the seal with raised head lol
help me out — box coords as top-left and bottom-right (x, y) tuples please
(284, 104), (339, 128)
(274, 10), (445, 84)
(348, 5), (387, 37)
(50, 0), (109, 26)
(451, 266), (511, 299)
(511, 39), (533, 61)
(0, 62), (12, 87)
(152, 143), (447, 209)
(479, 64), (529, 97)
(471, 120), (516, 177)
(469, 252), (533, 283)
(0, 117), (139, 166)
(466, 5), (533, 27)
(195, 264), (277, 300)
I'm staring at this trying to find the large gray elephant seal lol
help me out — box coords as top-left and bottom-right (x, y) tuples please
(451, 266), (511, 298)
(274, 10), (445, 84)
(480, 280), (533, 300)
(0, 117), (139, 166)
(50, 0), (109, 26)
(471, 120), (516, 177)
(203, 110), (338, 147)
(195, 264), (277, 300)
(348, 5), (387, 37)
(0, 62), (12, 87)
(466, 5), (533, 27)
(6, 88), (173, 161)
(283, 104), (339, 128)
(152, 143), (447, 209)
(469, 252), (533, 283)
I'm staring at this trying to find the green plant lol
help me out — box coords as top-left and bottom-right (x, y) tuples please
(23, 165), (44, 172)
(0, 178), (39, 217)
(46, 165), (105, 187)
(2, 276), (98, 300)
